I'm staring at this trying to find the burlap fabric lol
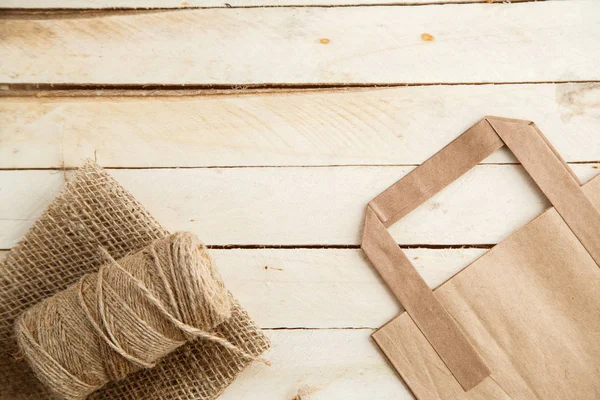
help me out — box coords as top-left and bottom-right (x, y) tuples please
(0, 161), (270, 399)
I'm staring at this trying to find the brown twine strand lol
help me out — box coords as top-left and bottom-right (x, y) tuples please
(15, 232), (267, 400)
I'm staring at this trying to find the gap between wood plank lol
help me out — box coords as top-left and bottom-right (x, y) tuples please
(3, 80), (600, 96)
(0, 1), (544, 12)
(208, 244), (496, 249)
(263, 327), (374, 330)
(0, 244), (496, 251)
(0, 162), (597, 171)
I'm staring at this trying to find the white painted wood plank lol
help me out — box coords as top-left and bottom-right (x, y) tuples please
(217, 247), (485, 328)
(111, 164), (600, 245)
(3, 83), (600, 168)
(0, 246), (482, 328)
(0, 170), (64, 249)
(1, 165), (599, 248)
(0, 0), (524, 8)
(220, 329), (413, 400)
(2, 2), (598, 84)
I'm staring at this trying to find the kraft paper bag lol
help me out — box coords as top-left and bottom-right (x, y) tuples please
(362, 117), (600, 400)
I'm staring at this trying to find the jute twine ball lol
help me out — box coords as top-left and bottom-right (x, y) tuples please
(15, 232), (256, 400)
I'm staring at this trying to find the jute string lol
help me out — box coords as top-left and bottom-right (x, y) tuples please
(15, 232), (267, 400)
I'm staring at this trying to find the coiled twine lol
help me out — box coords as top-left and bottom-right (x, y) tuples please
(15, 232), (249, 400)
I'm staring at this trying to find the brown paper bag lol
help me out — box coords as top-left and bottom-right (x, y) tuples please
(362, 117), (600, 400)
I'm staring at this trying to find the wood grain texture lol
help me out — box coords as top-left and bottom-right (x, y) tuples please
(0, 247), (484, 328)
(219, 329), (413, 400)
(0, 0), (532, 8)
(1, 165), (598, 248)
(2, 83), (600, 168)
(217, 247), (485, 328)
(2, 2), (598, 84)
(2, 0), (597, 398)
(0, 171), (64, 249)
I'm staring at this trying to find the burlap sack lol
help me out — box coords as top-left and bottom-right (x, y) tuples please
(362, 117), (600, 399)
(0, 161), (270, 399)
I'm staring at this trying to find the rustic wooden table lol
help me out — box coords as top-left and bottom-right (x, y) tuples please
(1, 0), (599, 399)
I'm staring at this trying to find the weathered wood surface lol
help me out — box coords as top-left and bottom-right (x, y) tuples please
(217, 247), (486, 328)
(2, 83), (600, 168)
(219, 329), (413, 400)
(2, 2), (599, 84)
(0, 247), (482, 328)
(1, 165), (599, 249)
(2, 0), (599, 398)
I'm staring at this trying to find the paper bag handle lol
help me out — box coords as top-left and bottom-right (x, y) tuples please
(362, 116), (600, 391)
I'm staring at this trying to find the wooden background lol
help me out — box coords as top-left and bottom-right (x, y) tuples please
(1, 1), (599, 399)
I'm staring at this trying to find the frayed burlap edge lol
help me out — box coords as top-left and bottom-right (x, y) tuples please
(0, 161), (270, 400)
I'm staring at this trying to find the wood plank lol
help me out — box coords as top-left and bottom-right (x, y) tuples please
(2, 2), (598, 84)
(0, 170), (64, 249)
(2, 83), (600, 168)
(0, 247), (484, 328)
(0, 0), (531, 9)
(216, 247), (484, 329)
(219, 329), (413, 400)
(1, 165), (599, 248)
